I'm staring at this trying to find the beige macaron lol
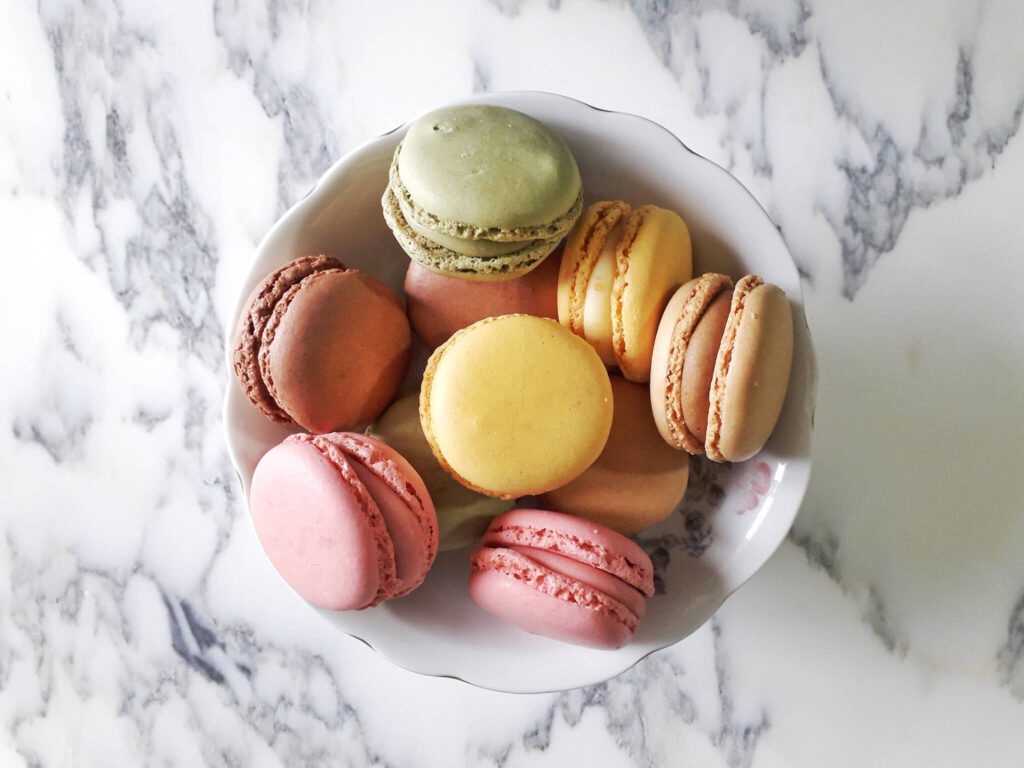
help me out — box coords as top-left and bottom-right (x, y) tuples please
(650, 273), (793, 463)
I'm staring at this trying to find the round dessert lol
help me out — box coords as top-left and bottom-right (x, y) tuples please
(651, 273), (793, 462)
(368, 394), (512, 549)
(382, 105), (583, 280)
(233, 255), (411, 433)
(420, 314), (613, 499)
(469, 509), (655, 649)
(540, 375), (690, 535)
(249, 432), (438, 610)
(404, 251), (560, 349)
(558, 201), (692, 382)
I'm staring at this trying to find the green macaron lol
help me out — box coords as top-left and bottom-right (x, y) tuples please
(382, 105), (583, 280)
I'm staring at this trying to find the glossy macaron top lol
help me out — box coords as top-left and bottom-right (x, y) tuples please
(233, 256), (411, 434)
(404, 253), (560, 349)
(540, 375), (690, 536)
(558, 201), (692, 382)
(395, 105), (582, 235)
(249, 432), (437, 611)
(651, 273), (793, 463)
(420, 314), (613, 500)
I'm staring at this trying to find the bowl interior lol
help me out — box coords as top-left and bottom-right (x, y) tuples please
(223, 92), (815, 693)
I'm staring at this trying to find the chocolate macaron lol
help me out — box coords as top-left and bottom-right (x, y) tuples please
(233, 255), (411, 434)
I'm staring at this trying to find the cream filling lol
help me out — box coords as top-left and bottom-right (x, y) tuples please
(582, 219), (626, 366)
(398, 194), (534, 257)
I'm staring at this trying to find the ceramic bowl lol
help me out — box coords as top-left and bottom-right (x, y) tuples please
(223, 91), (816, 693)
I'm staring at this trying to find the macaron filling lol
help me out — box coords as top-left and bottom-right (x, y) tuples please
(680, 289), (733, 443)
(397, 194), (534, 257)
(581, 216), (628, 366)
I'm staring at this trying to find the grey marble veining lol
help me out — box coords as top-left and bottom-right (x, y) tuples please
(2, 0), (1024, 765)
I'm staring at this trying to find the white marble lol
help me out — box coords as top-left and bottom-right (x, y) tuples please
(1, 0), (1022, 765)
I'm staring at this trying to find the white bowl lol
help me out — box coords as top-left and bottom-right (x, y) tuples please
(223, 92), (816, 693)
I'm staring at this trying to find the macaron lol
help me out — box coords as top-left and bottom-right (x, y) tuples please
(558, 201), (692, 382)
(469, 509), (655, 649)
(232, 255), (411, 433)
(382, 105), (583, 280)
(420, 314), (613, 500)
(540, 375), (690, 535)
(249, 432), (438, 610)
(367, 394), (512, 550)
(650, 273), (793, 462)
(404, 249), (560, 349)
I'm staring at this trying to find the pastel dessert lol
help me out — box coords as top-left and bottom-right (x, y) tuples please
(420, 314), (613, 499)
(404, 251), (560, 348)
(233, 255), (411, 433)
(469, 509), (655, 649)
(249, 432), (438, 610)
(368, 394), (512, 549)
(558, 201), (692, 382)
(383, 105), (582, 280)
(540, 375), (689, 535)
(651, 273), (793, 462)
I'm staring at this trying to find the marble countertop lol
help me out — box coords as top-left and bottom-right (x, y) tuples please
(3, 0), (1023, 765)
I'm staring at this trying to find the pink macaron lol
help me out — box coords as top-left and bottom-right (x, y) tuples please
(250, 432), (438, 610)
(469, 509), (654, 649)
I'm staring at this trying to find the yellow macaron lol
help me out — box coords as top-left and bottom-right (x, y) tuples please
(558, 201), (692, 382)
(420, 314), (613, 499)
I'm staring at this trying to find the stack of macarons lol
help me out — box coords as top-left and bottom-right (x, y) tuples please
(233, 103), (795, 651)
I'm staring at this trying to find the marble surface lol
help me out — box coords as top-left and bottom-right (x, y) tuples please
(2, 0), (1023, 765)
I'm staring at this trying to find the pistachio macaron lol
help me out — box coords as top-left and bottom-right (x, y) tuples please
(558, 201), (692, 382)
(383, 105), (583, 280)
(420, 314), (613, 499)
(650, 273), (793, 462)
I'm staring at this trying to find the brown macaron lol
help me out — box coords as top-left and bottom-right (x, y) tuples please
(650, 274), (793, 463)
(233, 255), (411, 434)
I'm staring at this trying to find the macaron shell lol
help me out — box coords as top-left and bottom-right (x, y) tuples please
(649, 273), (734, 453)
(481, 508), (654, 596)
(540, 376), (689, 536)
(394, 105), (582, 236)
(260, 269), (411, 433)
(420, 315), (613, 499)
(612, 206), (693, 382)
(249, 437), (394, 611)
(706, 277), (794, 463)
(233, 254), (343, 424)
(404, 255), (560, 349)
(367, 395), (512, 550)
(469, 551), (637, 650)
